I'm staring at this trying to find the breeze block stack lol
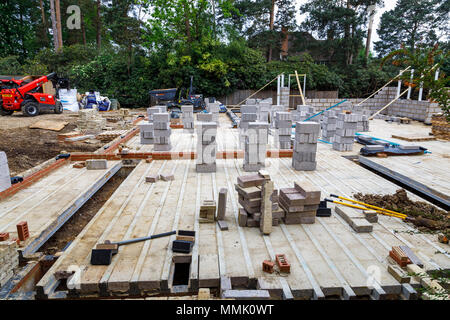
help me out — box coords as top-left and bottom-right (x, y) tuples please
(292, 121), (321, 171)
(279, 181), (321, 224)
(243, 122), (269, 172)
(333, 113), (358, 151)
(274, 112), (292, 149)
(239, 105), (257, 148)
(321, 110), (337, 143)
(153, 112), (172, 151)
(76, 108), (106, 133)
(206, 102), (220, 125)
(236, 174), (284, 230)
(181, 105), (194, 130)
(196, 121), (217, 172)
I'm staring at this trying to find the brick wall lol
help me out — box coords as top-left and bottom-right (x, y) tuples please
(303, 87), (440, 124)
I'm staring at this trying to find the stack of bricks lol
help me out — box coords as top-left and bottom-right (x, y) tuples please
(356, 114), (370, 132)
(197, 112), (213, 122)
(269, 105), (288, 128)
(332, 113), (358, 151)
(236, 173), (284, 229)
(244, 122), (268, 172)
(0, 151), (11, 193)
(292, 121), (320, 171)
(181, 105), (194, 130)
(196, 121), (217, 172)
(199, 200), (216, 223)
(206, 102), (220, 125)
(321, 110), (337, 142)
(239, 105), (257, 148)
(256, 101), (271, 122)
(147, 106), (165, 121)
(279, 181), (321, 224)
(292, 105), (317, 122)
(274, 112), (292, 149)
(0, 239), (19, 287)
(279, 87), (290, 107)
(76, 108), (106, 133)
(153, 113), (172, 151)
(139, 121), (154, 145)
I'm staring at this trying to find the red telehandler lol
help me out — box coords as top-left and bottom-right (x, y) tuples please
(0, 72), (69, 116)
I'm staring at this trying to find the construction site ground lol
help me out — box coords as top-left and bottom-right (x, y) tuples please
(0, 110), (137, 175)
(0, 112), (449, 300)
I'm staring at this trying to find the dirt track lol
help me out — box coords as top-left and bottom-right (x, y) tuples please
(0, 110), (138, 175)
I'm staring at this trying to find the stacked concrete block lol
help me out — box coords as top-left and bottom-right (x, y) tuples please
(269, 105), (288, 128)
(0, 151), (11, 193)
(332, 113), (358, 151)
(239, 105), (258, 148)
(279, 181), (321, 224)
(206, 102), (220, 125)
(86, 159), (108, 170)
(199, 200), (216, 223)
(292, 122), (320, 171)
(147, 106), (165, 122)
(197, 112), (213, 122)
(280, 87), (290, 107)
(138, 121), (154, 144)
(274, 112), (292, 149)
(0, 240), (19, 287)
(357, 114), (370, 132)
(196, 121), (217, 172)
(76, 108), (106, 132)
(236, 174), (282, 228)
(153, 113), (172, 151)
(321, 110), (337, 142)
(244, 122), (268, 172)
(257, 102), (271, 122)
(181, 105), (194, 130)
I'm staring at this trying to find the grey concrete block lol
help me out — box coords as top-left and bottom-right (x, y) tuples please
(86, 159), (107, 170)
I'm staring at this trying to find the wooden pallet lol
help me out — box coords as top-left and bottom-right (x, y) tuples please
(391, 134), (436, 142)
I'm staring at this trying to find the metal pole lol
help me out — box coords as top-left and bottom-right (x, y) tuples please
(418, 77), (423, 101)
(396, 79), (401, 98)
(407, 69), (414, 99)
(303, 74), (306, 99)
(277, 75), (280, 105)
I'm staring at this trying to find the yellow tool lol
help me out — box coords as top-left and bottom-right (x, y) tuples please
(324, 198), (406, 220)
(330, 194), (407, 218)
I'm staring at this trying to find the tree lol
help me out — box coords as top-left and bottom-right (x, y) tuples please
(96, 0), (102, 49)
(300, 0), (381, 65)
(374, 0), (442, 57)
(0, 0), (44, 57)
(382, 44), (450, 120)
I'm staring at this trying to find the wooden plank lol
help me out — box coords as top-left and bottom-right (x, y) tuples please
(29, 120), (68, 131)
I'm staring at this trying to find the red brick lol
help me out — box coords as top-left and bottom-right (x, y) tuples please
(17, 221), (30, 241)
(0, 232), (9, 241)
(275, 254), (290, 273)
(262, 260), (274, 274)
(389, 250), (411, 268)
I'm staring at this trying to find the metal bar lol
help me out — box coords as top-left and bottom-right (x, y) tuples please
(301, 99), (348, 123)
(358, 156), (450, 210)
(115, 230), (176, 246)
